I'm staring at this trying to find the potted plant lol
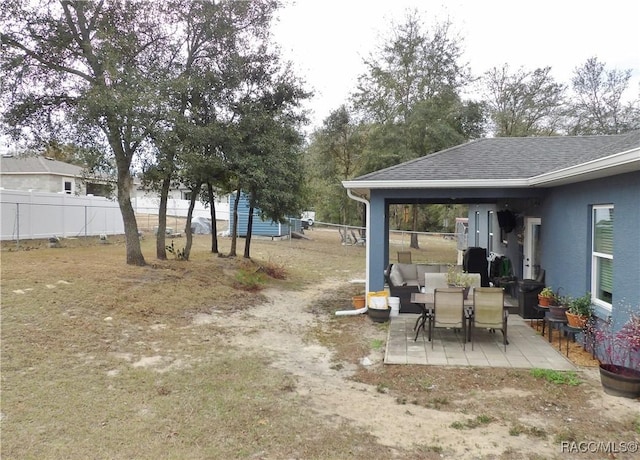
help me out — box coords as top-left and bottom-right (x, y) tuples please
(538, 287), (556, 307)
(446, 265), (473, 299)
(548, 294), (570, 320)
(592, 308), (640, 398)
(566, 292), (593, 328)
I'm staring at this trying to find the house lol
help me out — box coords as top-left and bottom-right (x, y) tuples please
(0, 155), (112, 196)
(342, 131), (640, 325)
(228, 192), (301, 238)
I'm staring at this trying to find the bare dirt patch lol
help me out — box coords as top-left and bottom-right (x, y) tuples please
(2, 229), (638, 459)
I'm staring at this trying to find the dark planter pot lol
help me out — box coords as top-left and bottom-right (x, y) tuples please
(368, 307), (390, 323)
(548, 305), (569, 320)
(599, 364), (640, 399)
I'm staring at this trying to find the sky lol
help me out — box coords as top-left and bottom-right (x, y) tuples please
(271, 0), (640, 131)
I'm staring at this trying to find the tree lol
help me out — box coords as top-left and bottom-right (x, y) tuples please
(144, 0), (280, 260)
(306, 106), (366, 226)
(1, 0), (172, 265)
(567, 57), (640, 135)
(483, 64), (566, 137)
(351, 10), (475, 248)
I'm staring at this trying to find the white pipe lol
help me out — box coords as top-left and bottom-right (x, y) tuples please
(346, 189), (371, 295)
(335, 306), (368, 316)
(334, 189), (371, 317)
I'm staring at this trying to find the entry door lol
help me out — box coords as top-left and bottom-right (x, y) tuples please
(523, 217), (542, 280)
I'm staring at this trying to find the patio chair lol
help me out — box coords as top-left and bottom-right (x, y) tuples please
(424, 272), (449, 295)
(472, 287), (508, 351)
(350, 230), (366, 245)
(431, 288), (466, 350)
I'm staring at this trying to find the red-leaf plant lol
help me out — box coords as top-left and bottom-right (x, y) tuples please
(592, 309), (640, 375)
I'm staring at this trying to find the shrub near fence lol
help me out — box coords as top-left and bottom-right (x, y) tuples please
(0, 189), (125, 241)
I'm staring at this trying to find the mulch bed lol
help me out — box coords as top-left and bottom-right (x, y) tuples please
(529, 319), (600, 368)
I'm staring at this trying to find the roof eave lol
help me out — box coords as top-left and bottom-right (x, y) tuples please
(529, 148), (640, 186)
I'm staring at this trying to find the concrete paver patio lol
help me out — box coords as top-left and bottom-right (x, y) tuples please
(385, 313), (576, 370)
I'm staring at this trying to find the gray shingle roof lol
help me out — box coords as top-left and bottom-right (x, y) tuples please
(355, 131), (640, 182)
(0, 155), (83, 176)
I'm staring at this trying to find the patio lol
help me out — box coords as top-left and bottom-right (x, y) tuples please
(385, 313), (577, 370)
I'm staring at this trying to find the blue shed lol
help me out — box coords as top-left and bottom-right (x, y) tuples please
(228, 193), (301, 237)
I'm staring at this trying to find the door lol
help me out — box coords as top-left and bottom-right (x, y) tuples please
(523, 217), (542, 280)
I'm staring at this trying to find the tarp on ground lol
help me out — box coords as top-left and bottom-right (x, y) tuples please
(191, 216), (212, 234)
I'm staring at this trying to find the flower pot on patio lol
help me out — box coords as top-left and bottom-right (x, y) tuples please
(565, 312), (588, 328)
(548, 305), (568, 320)
(599, 364), (640, 399)
(538, 295), (550, 307)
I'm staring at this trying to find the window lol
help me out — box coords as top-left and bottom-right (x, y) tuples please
(64, 180), (72, 194)
(487, 211), (494, 253)
(592, 205), (613, 309)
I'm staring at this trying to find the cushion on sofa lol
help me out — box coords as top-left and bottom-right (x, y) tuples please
(416, 264), (439, 281)
(389, 264), (405, 286)
(395, 263), (417, 281)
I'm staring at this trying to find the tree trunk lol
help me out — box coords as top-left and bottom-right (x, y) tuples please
(116, 165), (146, 266)
(410, 204), (420, 249)
(183, 183), (201, 261)
(229, 188), (241, 257)
(244, 201), (254, 259)
(207, 182), (219, 254)
(156, 176), (171, 260)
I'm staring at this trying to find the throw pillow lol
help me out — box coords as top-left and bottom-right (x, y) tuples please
(389, 264), (405, 286)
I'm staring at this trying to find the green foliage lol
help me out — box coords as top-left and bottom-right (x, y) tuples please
(530, 368), (581, 386)
(450, 415), (494, 430)
(234, 263), (267, 292)
(483, 64), (566, 137)
(568, 292), (593, 316)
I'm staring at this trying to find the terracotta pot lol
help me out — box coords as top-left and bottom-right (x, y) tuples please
(565, 312), (588, 328)
(352, 295), (366, 309)
(599, 364), (640, 399)
(538, 295), (551, 307)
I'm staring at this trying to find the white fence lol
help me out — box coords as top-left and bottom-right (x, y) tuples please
(133, 196), (230, 221)
(0, 190), (232, 242)
(1, 189), (125, 241)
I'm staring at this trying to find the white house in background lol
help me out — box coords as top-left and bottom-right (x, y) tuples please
(0, 155), (113, 196)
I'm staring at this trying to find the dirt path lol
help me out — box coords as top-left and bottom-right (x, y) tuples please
(191, 280), (640, 458)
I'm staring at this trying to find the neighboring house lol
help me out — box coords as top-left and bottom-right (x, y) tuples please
(342, 131), (640, 325)
(229, 192), (301, 237)
(0, 155), (112, 196)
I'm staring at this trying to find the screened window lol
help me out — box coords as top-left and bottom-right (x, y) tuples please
(592, 205), (613, 308)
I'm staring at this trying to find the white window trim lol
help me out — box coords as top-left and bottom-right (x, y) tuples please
(63, 178), (74, 194)
(591, 204), (613, 311)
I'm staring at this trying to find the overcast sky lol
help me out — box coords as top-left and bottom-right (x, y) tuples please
(272, 0), (640, 131)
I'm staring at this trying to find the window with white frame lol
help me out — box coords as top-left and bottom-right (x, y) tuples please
(592, 205), (613, 309)
(63, 180), (73, 194)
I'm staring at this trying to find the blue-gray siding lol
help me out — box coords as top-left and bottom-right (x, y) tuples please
(228, 193), (296, 237)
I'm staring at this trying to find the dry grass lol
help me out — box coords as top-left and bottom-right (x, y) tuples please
(3, 229), (638, 459)
(1, 228), (451, 459)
